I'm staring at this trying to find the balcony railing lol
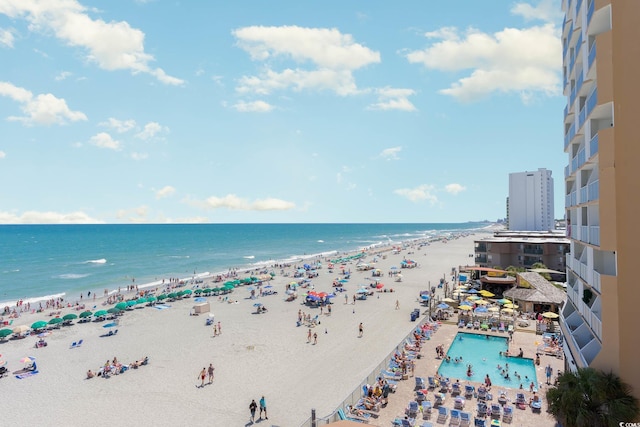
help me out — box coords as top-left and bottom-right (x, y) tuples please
(588, 0), (594, 25)
(578, 147), (586, 168)
(580, 225), (589, 243)
(592, 270), (601, 293)
(588, 180), (599, 201)
(578, 106), (586, 129)
(589, 226), (600, 246)
(523, 248), (543, 255)
(580, 186), (587, 203)
(589, 134), (599, 158)
(576, 0), (583, 14)
(565, 121), (576, 149)
(476, 244), (487, 252)
(587, 87), (598, 116)
(588, 43), (596, 70)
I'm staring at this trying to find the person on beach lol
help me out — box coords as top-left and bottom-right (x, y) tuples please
(395, 299), (400, 310)
(217, 321), (221, 334)
(545, 364), (553, 385)
(307, 328), (312, 343)
(208, 363), (215, 384)
(313, 332), (318, 344)
(249, 399), (257, 423)
(358, 322), (363, 337)
(198, 367), (206, 388)
(259, 395), (268, 420)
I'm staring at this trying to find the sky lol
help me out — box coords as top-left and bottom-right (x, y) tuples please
(0, 0), (566, 224)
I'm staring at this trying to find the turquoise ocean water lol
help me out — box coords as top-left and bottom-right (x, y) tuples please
(0, 223), (486, 306)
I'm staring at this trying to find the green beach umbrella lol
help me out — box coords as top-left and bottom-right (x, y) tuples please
(107, 307), (121, 314)
(126, 300), (137, 307)
(157, 294), (167, 300)
(79, 310), (93, 318)
(146, 296), (157, 302)
(115, 302), (128, 310)
(194, 289), (203, 294)
(0, 328), (13, 338)
(182, 289), (192, 295)
(31, 321), (48, 329)
(62, 313), (77, 321)
(136, 297), (147, 304)
(167, 292), (177, 299)
(203, 288), (212, 294)
(94, 310), (108, 317)
(48, 317), (63, 325)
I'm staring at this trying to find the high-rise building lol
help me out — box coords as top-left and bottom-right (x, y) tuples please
(507, 168), (554, 231)
(560, 0), (640, 400)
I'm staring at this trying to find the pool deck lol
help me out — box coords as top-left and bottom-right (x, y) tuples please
(365, 320), (562, 427)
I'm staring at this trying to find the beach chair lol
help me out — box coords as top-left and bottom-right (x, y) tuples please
(400, 418), (416, 427)
(340, 407), (371, 424)
(439, 378), (450, 393)
(465, 385), (475, 399)
(481, 322), (489, 331)
(415, 376), (426, 390)
(515, 393), (527, 410)
(458, 320), (466, 328)
(427, 376), (438, 390)
(454, 396), (466, 410)
(420, 422), (433, 427)
(477, 386), (488, 401)
(436, 406), (448, 424)
(460, 411), (472, 427)
(451, 382), (461, 396)
(502, 406), (513, 423)
(530, 399), (542, 413)
(498, 323), (505, 333)
(473, 321), (480, 329)
(490, 323), (498, 332)
(477, 402), (488, 418)
(450, 409), (461, 426)
(434, 393), (445, 407)
(76, 339), (83, 347)
(507, 324), (514, 333)
(421, 401), (432, 419)
(406, 401), (419, 418)
(490, 404), (501, 419)
(474, 419), (487, 427)
(416, 389), (427, 402)
(466, 321), (473, 329)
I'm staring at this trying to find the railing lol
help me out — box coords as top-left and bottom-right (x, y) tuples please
(577, 147), (586, 169)
(523, 248), (543, 255)
(580, 226), (589, 243)
(589, 226), (600, 246)
(578, 106), (586, 129)
(565, 165), (570, 178)
(588, 180), (599, 201)
(592, 270), (601, 293)
(588, 0), (595, 25)
(586, 87), (598, 117)
(589, 134), (599, 158)
(565, 121), (576, 149)
(580, 186), (587, 204)
(588, 43), (596, 70)
(564, 104), (569, 118)
(299, 316), (434, 427)
(571, 155), (578, 173)
(576, 0), (583, 15)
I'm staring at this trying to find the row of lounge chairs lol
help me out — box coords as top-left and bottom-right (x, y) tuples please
(457, 320), (514, 333)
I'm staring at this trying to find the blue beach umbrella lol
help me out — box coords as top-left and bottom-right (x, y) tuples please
(437, 303), (451, 310)
(466, 288), (479, 294)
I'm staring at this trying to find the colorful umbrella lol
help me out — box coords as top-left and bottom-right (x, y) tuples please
(542, 312), (559, 319)
(503, 303), (519, 309)
(0, 329), (13, 338)
(94, 310), (108, 317)
(79, 311), (93, 318)
(62, 313), (78, 321)
(479, 290), (495, 297)
(458, 305), (473, 311)
(31, 321), (48, 329)
(48, 317), (63, 325)
(115, 302), (128, 310)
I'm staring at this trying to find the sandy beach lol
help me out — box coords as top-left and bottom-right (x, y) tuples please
(1, 231), (484, 426)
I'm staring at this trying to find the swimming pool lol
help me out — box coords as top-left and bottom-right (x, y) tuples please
(437, 332), (539, 391)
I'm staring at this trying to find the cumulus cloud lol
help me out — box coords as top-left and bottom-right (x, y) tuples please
(0, 81), (87, 125)
(0, 150), (5, 158)
(445, 183), (466, 195)
(406, 1), (561, 102)
(54, 71), (72, 81)
(379, 146), (402, 160)
(0, 27), (14, 47)
(155, 185), (176, 199)
(394, 185), (438, 204)
(115, 206), (149, 223)
(194, 194), (295, 211)
(0, 210), (104, 224)
(233, 25), (379, 96)
(135, 122), (167, 140)
(368, 88), (417, 111)
(100, 117), (137, 133)
(511, 0), (563, 23)
(89, 132), (120, 150)
(233, 100), (274, 112)
(0, 0), (183, 85)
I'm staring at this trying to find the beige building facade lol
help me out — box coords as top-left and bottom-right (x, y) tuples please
(561, 0), (640, 401)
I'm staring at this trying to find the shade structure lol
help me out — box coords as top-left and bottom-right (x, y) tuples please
(501, 308), (514, 314)
(467, 295), (481, 301)
(479, 290), (495, 297)
(541, 312), (559, 319)
(0, 328), (13, 338)
(136, 297), (147, 304)
(146, 296), (157, 302)
(107, 307), (121, 314)
(497, 299), (511, 305)
(487, 307), (500, 312)
(13, 325), (29, 334)
(475, 299), (490, 305)
(503, 303), (519, 309)
(437, 303), (451, 310)
(31, 321), (48, 329)
(458, 305), (473, 311)
(126, 300), (137, 307)
(194, 289), (203, 294)
(157, 294), (167, 300)
(442, 297), (457, 303)
(115, 302), (128, 310)
(94, 310), (108, 317)
(79, 311), (93, 318)
(62, 313), (78, 321)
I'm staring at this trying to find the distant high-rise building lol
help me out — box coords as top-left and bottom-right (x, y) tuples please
(560, 0), (640, 402)
(507, 168), (554, 231)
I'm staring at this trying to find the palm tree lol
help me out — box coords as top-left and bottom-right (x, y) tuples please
(546, 367), (639, 427)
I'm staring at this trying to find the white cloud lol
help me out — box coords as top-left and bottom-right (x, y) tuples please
(445, 183), (466, 195)
(116, 205), (149, 223)
(135, 122), (167, 140)
(511, 0), (562, 23)
(0, 81), (87, 125)
(0, 151), (5, 158)
(0, 0), (183, 85)
(100, 117), (137, 133)
(379, 146), (402, 160)
(0, 210), (104, 224)
(233, 25), (379, 96)
(233, 100), (274, 113)
(394, 185), (438, 204)
(89, 132), (120, 150)
(0, 27), (14, 47)
(194, 194), (295, 211)
(155, 185), (175, 199)
(368, 87), (417, 111)
(406, 3), (561, 102)
(130, 152), (148, 160)
(54, 71), (72, 81)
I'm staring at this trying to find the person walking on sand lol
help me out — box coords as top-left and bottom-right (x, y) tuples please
(198, 367), (206, 388)
(259, 395), (268, 419)
(313, 332), (318, 344)
(395, 299), (400, 310)
(358, 322), (364, 337)
(307, 328), (312, 343)
(249, 399), (257, 423)
(207, 363), (215, 384)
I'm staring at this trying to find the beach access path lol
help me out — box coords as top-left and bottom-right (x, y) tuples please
(1, 231), (485, 426)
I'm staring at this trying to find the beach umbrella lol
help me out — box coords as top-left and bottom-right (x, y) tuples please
(501, 308), (514, 314)
(126, 300), (137, 307)
(474, 306), (488, 313)
(194, 289), (203, 294)
(542, 312), (559, 319)
(488, 307), (500, 312)
(62, 313), (78, 321)
(136, 297), (147, 304)
(79, 311), (93, 318)
(103, 322), (118, 328)
(182, 289), (193, 295)
(339, 279), (349, 284)
(0, 329), (13, 338)
(458, 305), (473, 311)
(420, 295), (429, 300)
(13, 325), (29, 334)
(253, 303), (263, 307)
(475, 299), (490, 305)
(146, 296), (157, 302)
(0, 360), (7, 367)
(202, 288), (212, 294)
(376, 283), (384, 289)
(32, 321), (48, 329)
(466, 288), (479, 294)
(157, 294), (167, 300)
(503, 303), (519, 309)
(20, 356), (36, 364)
(437, 303), (451, 310)
(479, 290), (495, 297)
(467, 295), (481, 301)
(107, 307), (121, 314)
(442, 297), (456, 303)
(167, 292), (177, 299)
(115, 302), (128, 310)
(497, 299), (510, 305)
(94, 310), (108, 317)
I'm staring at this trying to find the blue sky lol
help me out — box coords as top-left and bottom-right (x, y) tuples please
(0, 0), (565, 224)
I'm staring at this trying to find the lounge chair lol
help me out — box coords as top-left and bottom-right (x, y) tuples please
(436, 406), (448, 424)
(421, 401), (432, 419)
(498, 323), (505, 333)
(502, 406), (513, 423)
(491, 324), (498, 332)
(415, 376), (426, 390)
(490, 403), (501, 419)
(473, 321), (480, 329)
(477, 386), (488, 401)
(451, 382), (461, 396)
(515, 393), (527, 410)
(434, 393), (445, 407)
(464, 385), (475, 398)
(70, 341), (77, 349)
(416, 389), (427, 402)
(458, 320), (466, 328)
(530, 398), (542, 413)
(466, 321), (473, 329)
(507, 324), (514, 333)
(481, 323), (489, 331)
(450, 409), (461, 426)
(474, 419), (487, 427)
(460, 411), (471, 427)
(477, 402), (488, 418)
(427, 376), (438, 390)
(76, 339), (83, 347)
(454, 396), (466, 410)
(420, 422), (433, 427)
(406, 400), (419, 418)
(340, 407), (370, 424)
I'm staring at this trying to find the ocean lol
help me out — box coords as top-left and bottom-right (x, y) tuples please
(0, 223), (487, 306)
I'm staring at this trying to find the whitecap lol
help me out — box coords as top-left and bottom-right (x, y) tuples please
(244, 255), (255, 259)
(317, 240), (324, 243)
(85, 258), (107, 264)
(57, 273), (90, 280)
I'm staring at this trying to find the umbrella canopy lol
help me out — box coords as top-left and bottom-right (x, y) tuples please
(136, 297), (147, 304)
(479, 290), (495, 297)
(458, 305), (473, 311)
(31, 321), (48, 329)
(13, 325), (30, 334)
(167, 292), (178, 299)
(103, 322), (118, 328)
(442, 297), (457, 303)
(20, 356), (36, 364)
(182, 289), (193, 295)
(157, 294), (168, 300)
(475, 299), (490, 305)
(503, 303), (519, 309)
(94, 310), (108, 317)
(146, 296), (157, 302)
(474, 306), (489, 313)
(376, 283), (384, 289)
(497, 299), (511, 305)
(115, 302), (128, 310)
(542, 312), (559, 319)
(466, 288), (479, 294)
(488, 307), (500, 312)
(107, 307), (121, 314)
(501, 308), (514, 314)
(253, 303), (263, 307)
(437, 303), (451, 310)
(126, 300), (137, 307)
(79, 310), (93, 318)
(467, 295), (481, 301)
(62, 313), (77, 321)
(48, 317), (63, 325)
(0, 328), (13, 338)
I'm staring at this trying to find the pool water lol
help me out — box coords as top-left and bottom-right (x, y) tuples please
(437, 332), (538, 391)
